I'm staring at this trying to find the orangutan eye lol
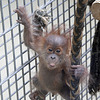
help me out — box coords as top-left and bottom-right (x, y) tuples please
(48, 48), (53, 52)
(56, 49), (61, 53)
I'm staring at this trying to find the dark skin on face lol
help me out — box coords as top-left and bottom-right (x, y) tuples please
(14, 6), (87, 100)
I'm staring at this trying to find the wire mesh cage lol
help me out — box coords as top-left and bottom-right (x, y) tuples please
(0, 0), (100, 100)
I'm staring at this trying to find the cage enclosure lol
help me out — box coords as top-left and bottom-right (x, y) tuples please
(0, 0), (100, 100)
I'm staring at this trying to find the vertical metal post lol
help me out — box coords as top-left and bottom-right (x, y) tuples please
(50, 0), (53, 29)
(0, 1), (5, 100)
(68, 0), (71, 28)
(1, 0), (12, 100)
(57, 0), (59, 27)
(29, 0), (33, 94)
(70, 0), (88, 100)
(17, 0), (26, 99)
(62, 0), (65, 32)
(0, 1), (3, 99)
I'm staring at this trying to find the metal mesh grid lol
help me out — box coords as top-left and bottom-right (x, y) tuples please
(0, 0), (100, 100)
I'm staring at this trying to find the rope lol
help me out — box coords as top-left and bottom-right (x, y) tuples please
(70, 0), (88, 99)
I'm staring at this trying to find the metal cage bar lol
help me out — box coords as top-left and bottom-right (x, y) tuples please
(0, 0), (100, 100)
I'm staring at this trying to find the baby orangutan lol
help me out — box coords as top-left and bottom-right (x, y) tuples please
(14, 6), (86, 100)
